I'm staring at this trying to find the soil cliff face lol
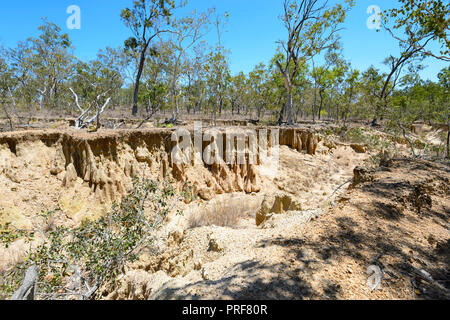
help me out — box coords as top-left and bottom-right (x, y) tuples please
(0, 128), (318, 225)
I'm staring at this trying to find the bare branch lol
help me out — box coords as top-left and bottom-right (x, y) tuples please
(69, 87), (83, 113)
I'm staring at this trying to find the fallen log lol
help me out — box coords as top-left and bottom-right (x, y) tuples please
(10, 266), (38, 300)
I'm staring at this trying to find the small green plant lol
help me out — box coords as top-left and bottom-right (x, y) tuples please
(342, 126), (390, 151)
(321, 127), (334, 136)
(413, 139), (426, 150)
(181, 181), (197, 204)
(1, 177), (181, 300)
(429, 144), (446, 158)
(157, 123), (174, 128)
(343, 127), (365, 143)
(0, 223), (33, 248)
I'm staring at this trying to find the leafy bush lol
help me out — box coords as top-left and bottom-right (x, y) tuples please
(0, 177), (181, 300)
(342, 126), (389, 150)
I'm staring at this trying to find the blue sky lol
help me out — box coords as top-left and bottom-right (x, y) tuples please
(0, 0), (447, 81)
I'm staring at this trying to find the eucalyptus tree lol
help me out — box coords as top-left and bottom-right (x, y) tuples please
(267, 53), (289, 122)
(228, 72), (248, 116)
(121, 0), (177, 116)
(140, 40), (172, 116)
(0, 53), (18, 130)
(30, 21), (74, 111)
(98, 46), (139, 106)
(372, 0), (450, 125)
(204, 14), (230, 121)
(388, 66), (431, 156)
(6, 20), (74, 112)
(371, 45), (425, 125)
(248, 63), (270, 119)
(382, 0), (449, 62)
(390, 69), (448, 158)
(341, 68), (360, 125)
(0, 55), (9, 100)
(275, 0), (354, 125)
(163, 8), (214, 120)
(289, 60), (309, 121)
(361, 67), (385, 121)
(205, 49), (230, 118)
(324, 48), (348, 121)
(183, 50), (208, 114)
(311, 64), (330, 121)
(310, 46), (344, 121)
(7, 41), (39, 110)
(437, 67), (449, 157)
(184, 45), (208, 114)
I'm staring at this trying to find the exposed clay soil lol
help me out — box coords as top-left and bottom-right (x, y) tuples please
(1, 124), (449, 300)
(105, 158), (449, 300)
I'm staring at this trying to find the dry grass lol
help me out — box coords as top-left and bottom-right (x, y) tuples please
(188, 197), (258, 229)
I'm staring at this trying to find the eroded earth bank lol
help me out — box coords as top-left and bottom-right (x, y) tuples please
(0, 125), (449, 300)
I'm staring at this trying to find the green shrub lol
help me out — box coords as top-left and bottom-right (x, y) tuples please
(0, 177), (181, 300)
(342, 127), (390, 151)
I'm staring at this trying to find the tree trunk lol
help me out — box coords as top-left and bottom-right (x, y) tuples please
(2, 105), (14, 131)
(171, 89), (176, 120)
(318, 90), (324, 120)
(275, 61), (295, 126)
(286, 90), (294, 125)
(132, 45), (149, 116)
(11, 266), (38, 300)
(446, 127), (449, 159)
(277, 103), (285, 125)
(372, 97), (387, 126)
(312, 88), (317, 123)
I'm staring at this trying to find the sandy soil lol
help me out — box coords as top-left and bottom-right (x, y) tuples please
(106, 157), (448, 300)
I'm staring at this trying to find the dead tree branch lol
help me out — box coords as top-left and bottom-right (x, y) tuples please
(69, 87), (111, 130)
(11, 266), (38, 300)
